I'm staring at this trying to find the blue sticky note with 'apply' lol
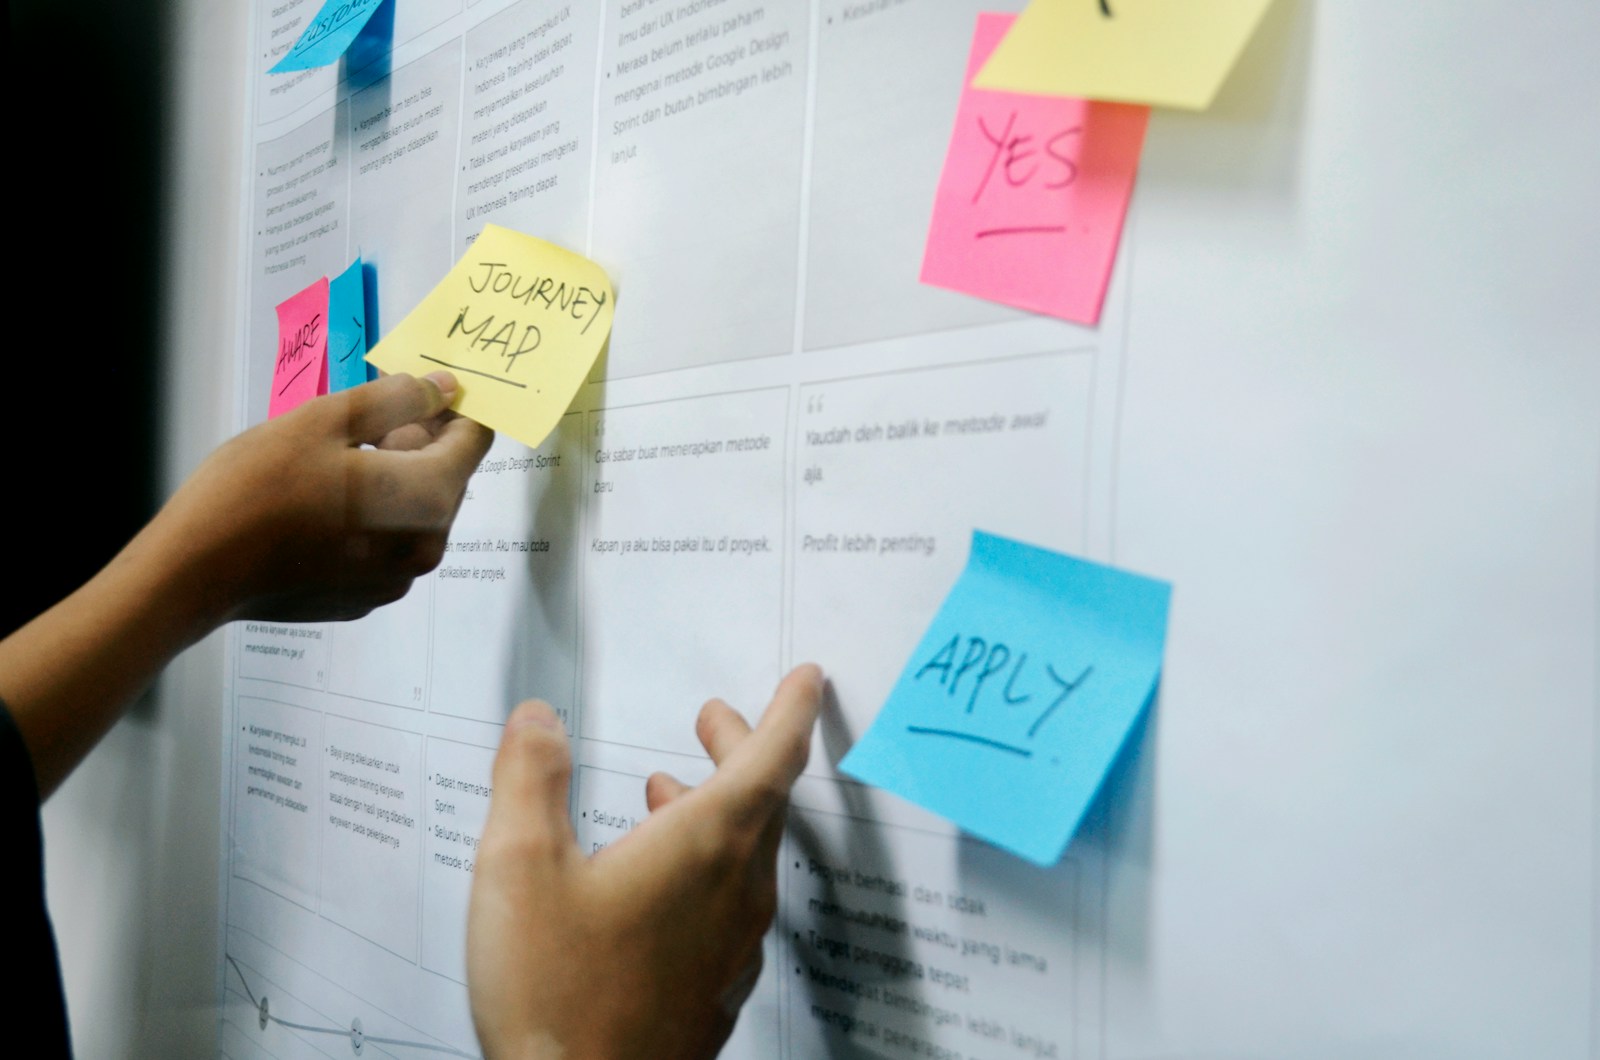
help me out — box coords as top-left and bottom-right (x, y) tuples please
(270, 0), (388, 73)
(840, 531), (1171, 866)
(327, 258), (372, 393)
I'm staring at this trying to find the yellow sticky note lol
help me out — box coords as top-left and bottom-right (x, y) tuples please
(973, 0), (1274, 111)
(365, 225), (614, 449)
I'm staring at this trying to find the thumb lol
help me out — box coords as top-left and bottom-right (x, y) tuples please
(340, 371), (458, 445)
(483, 701), (576, 866)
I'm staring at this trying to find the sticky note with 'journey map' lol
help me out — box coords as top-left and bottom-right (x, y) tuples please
(921, 13), (1149, 325)
(269, 276), (329, 419)
(840, 531), (1171, 865)
(270, 0), (388, 74)
(327, 258), (372, 394)
(365, 225), (614, 451)
(973, 0), (1275, 111)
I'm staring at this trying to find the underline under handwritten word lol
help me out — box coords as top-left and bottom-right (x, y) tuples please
(420, 354), (529, 388)
(906, 726), (1033, 756)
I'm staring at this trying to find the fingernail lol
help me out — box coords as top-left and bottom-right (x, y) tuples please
(507, 700), (561, 732)
(424, 370), (458, 401)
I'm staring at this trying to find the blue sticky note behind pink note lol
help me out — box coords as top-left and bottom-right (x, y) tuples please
(269, 276), (329, 419)
(840, 531), (1171, 865)
(919, 13), (1150, 325)
(327, 258), (373, 394)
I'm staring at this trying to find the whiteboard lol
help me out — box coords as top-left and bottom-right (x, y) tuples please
(44, 1), (1596, 1057)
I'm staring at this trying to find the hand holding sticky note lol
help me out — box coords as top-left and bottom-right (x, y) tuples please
(841, 531), (1171, 865)
(365, 225), (614, 451)
(921, 13), (1149, 325)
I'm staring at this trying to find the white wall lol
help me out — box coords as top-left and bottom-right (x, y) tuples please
(37, 2), (1600, 1057)
(1101, 3), (1600, 1056)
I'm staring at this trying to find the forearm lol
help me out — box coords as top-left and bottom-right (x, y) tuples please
(0, 508), (229, 797)
(0, 373), (486, 799)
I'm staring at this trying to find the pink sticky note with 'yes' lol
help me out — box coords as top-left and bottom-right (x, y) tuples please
(269, 276), (330, 418)
(920, 13), (1150, 326)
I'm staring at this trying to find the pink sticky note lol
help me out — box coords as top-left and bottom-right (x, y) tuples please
(269, 276), (330, 418)
(920, 13), (1150, 325)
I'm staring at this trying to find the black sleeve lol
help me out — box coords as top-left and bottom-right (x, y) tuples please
(0, 699), (74, 1056)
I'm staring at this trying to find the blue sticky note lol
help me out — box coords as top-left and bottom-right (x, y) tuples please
(270, 0), (388, 74)
(840, 531), (1171, 866)
(327, 258), (372, 393)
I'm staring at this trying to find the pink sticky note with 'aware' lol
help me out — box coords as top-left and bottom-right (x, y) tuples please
(920, 13), (1150, 326)
(269, 276), (330, 418)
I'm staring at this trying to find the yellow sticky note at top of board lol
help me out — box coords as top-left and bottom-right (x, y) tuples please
(973, 0), (1275, 111)
(366, 225), (614, 450)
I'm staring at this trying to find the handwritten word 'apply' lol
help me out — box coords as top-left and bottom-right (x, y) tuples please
(842, 531), (1170, 866)
(912, 634), (1093, 752)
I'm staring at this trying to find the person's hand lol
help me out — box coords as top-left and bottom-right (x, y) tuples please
(156, 371), (493, 625)
(467, 664), (824, 1060)
(0, 371), (492, 796)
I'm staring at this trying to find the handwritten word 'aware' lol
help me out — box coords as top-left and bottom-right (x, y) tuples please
(278, 314), (322, 369)
(275, 313), (322, 396)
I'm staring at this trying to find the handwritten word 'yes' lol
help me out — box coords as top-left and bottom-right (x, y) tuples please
(972, 112), (1082, 206)
(915, 633), (1093, 741)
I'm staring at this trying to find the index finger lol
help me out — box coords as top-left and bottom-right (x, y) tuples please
(340, 372), (455, 445)
(375, 410), (492, 478)
(705, 664), (823, 812)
